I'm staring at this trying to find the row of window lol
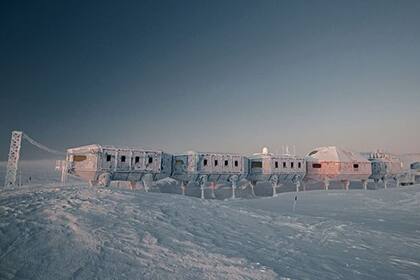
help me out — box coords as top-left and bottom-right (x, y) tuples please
(251, 161), (302, 169)
(103, 156), (362, 170)
(106, 154), (153, 164)
(109, 156), (370, 170)
(203, 159), (239, 167)
(312, 163), (359, 169)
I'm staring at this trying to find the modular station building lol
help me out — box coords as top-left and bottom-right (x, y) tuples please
(305, 146), (372, 190)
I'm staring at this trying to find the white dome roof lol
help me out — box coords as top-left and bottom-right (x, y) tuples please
(306, 146), (369, 163)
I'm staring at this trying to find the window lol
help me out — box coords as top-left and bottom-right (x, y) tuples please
(135, 156), (140, 163)
(353, 163), (359, 169)
(175, 159), (184, 165)
(312, 163), (321, 168)
(283, 162), (286, 168)
(224, 160), (229, 166)
(106, 154), (111, 162)
(298, 162), (302, 168)
(275, 161), (279, 168)
(214, 160), (218, 166)
(234, 160), (238, 167)
(74, 155), (87, 162)
(308, 150), (318, 156)
(203, 159), (208, 166)
(291, 162), (294, 168)
(148, 156), (153, 164)
(251, 161), (263, 168)
(121, 156), (126, 162)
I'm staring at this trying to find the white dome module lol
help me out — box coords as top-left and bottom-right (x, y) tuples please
(305, 146), (372, 190)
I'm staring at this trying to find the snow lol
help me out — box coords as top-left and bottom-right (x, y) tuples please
(1, 160), (420, 279)
(306, 146), (369, 163)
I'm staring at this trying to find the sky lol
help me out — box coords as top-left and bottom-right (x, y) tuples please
(1, 0), (419, 160)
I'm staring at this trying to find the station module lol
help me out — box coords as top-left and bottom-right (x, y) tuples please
(247, 147), (306, 195)
(305, 146), (372, 190)
(172, 151), (248, 198)
(66, 144), (172, 190)
(366, 151), (404, 188)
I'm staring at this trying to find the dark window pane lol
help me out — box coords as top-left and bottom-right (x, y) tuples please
(291, 162), (294, 168)
(214, 160), (218, 166)
(204, 159), (208, 166)
(313, 163), (322, 168)
(353, 164), (359, 169)
(283, 162), (286, 168)
(135, 156), (140, 163)
(234, 160), (238, 167)
(106, 155), (111, 162)
(308, 150), (318, 156)
(251, 161), (263, 168)
(121, 156), (126, 162)
(275, 161), (278, 168)
(74, 155), (87, 162)
(148, 156), (153, 164)
(224, 160), (228, 166)
(298, 162), (301, 168)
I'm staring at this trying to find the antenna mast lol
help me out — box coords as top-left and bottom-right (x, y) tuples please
(4, 130), (66, 188)
(4, 131), (23, 187)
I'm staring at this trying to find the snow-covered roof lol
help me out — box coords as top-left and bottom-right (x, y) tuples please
(67, 144), (163, 153)
(67, 144), (102, 153)
(305, 146), (369, 163)
(176, 151), (244, 156)
(248, 153), (304, 160)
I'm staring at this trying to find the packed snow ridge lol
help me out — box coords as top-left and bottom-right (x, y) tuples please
(1, 183), (420, 279)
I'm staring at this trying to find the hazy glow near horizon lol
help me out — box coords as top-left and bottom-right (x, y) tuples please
(1, 1), (419, 159)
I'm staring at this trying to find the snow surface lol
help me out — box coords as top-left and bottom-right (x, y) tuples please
(1, 160), (420, 279)
(1, 183), (420, 279)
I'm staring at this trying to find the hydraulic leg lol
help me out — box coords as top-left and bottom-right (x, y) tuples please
(324, 178), (330, 190)
(129, 181), (136, 190)
(249, 181), (256, 197)
(229, 175), (238, 199)
(295, 180), (301, 193)
(362, 179), (368, 190)
(342, 180), (350, 191)
(199, 175), (207, 199)
(210, 182), (216, 199)
(270, 175), (279, 197)
(181, 181), (188, 195)
(142, 173), (153, 192)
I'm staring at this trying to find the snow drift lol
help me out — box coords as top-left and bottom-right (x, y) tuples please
(1, 183), (420, 279)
